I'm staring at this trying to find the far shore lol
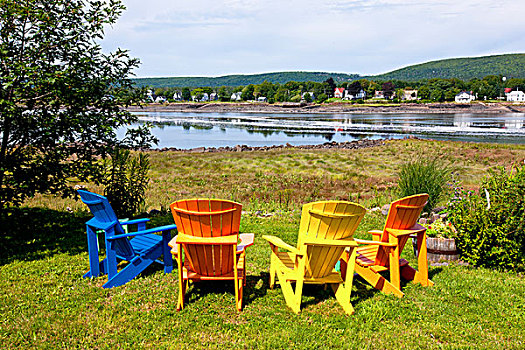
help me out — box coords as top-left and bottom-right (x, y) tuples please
(125, 101), (525, 114)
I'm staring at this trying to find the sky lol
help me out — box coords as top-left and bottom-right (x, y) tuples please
(101, 0), (525, 78)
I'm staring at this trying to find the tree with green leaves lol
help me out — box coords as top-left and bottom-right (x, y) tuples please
(324, 77), (336, 97)
(0, 0), (155, 208)
(181, 87), (191, 101)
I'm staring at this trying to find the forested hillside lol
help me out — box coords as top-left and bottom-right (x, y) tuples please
(133, 72), (358, 88)
(371, 54), (525, 81)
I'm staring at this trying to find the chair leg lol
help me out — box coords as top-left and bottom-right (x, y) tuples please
(333, 247), (356, 315)
(103, 255), (152, 288)
(233, 248), (242, 311)
(389, 245), (401, 292)
(269, 253), (277, 289)
(177, 245), (185, 311)
(162, 230), (173, 274)
(85, 225), (102, 278)
(412, 231), (433, 287)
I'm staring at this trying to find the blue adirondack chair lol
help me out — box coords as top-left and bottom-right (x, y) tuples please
(78, 190), (176, 288)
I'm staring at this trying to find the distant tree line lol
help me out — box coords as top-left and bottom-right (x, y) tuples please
(146, 75), (525, 104)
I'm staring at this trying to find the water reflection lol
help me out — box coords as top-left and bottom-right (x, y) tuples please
(123, 111), (525, 149)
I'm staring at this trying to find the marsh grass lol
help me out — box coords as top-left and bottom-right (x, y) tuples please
(397, 157), (452, 211)
(3, 139), (525, 348)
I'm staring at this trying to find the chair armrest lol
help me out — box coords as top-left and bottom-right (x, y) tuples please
(168, 235), (178, 249)
(368, 229), (383, 241)
(120, 218), (150, 226)
(237, 233), (255, 252)
(302, 237), (358, 248)
(106, 224), (177, 240)
(386, 224), (426, 237)
(354, 238), (397, 247)
(262, 235), (302, 255)
(176, 233), (237, 245)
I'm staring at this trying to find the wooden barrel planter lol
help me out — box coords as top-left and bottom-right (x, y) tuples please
(412, 236), (460, 262)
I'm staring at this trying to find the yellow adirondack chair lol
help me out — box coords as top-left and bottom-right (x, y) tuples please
(263, 201), (366, 314)
(169, 199), (254, 311)
(350, 194), (434, 297)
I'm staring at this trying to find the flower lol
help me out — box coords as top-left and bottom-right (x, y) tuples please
(423, 218), (457, 239)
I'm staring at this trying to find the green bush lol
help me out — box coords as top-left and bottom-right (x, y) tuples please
(103, 148), (150, 218)
(315, 93), (328, 103)
(397, 157), (451, 211)
(448, 166), (525, 270)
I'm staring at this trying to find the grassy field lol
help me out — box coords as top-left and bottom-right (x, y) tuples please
(1, 139), (525, 349)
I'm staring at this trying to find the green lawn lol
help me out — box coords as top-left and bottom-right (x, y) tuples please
(1, 139), (524, 349)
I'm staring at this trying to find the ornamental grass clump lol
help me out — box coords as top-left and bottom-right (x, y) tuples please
(103, 148), (150, 218)
(397, 157), (451, 212)
(448, 165), (525, 271)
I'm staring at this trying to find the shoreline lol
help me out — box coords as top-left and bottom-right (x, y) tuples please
(148, 137), (408, 153)
(125, 101), (525, 115)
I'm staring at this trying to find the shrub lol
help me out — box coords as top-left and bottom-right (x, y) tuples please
(448, 165), (525, 271)
(315, 93), (328, 103)
(103, 148), (150, 218)
(397, 158), (451, 212)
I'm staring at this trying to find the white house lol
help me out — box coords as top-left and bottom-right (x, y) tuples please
(230, 92), (242, 101)
(173, 91), (182, 101)
(191, 92), (209, 102)
(257, 96), (267, 103)
(455, 91), (475, 103)
(154, 96), (167, 103)
(403, 89), (418, 101)
(209, 92), (218, 101)
(344, 89), (366, 100)
(374, 90), (384, 99)
(506, 89), (525, 102)
(146, 89), (155, 103)
(334, 87), (345, 98)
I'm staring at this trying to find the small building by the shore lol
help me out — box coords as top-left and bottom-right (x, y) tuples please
(230, 92), (242, 101)
(506, 89), (525, 102)
(334, 88), (345, 99)
(173, 91), (182, 101)
(455, 91), (475, 103)
(344, 89), (366, 100)
(374, 90), (384, 99)
(403, 89), (418, 101)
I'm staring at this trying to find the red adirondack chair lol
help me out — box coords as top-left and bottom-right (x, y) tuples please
(343, 194), (433, 297)
(169, 199), (254, 311)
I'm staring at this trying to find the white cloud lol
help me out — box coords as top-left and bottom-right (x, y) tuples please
(100, 0), (525, 77)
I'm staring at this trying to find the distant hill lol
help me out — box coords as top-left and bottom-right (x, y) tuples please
(133, 71), (359, 88)
(133, 54), (525, 88)
(370, 54), (525, 81)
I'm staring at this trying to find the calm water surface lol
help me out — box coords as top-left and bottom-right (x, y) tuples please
(124, 111), (525, 149)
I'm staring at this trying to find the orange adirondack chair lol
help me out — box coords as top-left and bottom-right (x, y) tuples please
(264, 201), (366, 314)
(169, 199), (254, 311)
(345, 194), (433, 297)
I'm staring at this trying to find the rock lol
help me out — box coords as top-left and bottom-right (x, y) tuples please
(419, 217), (428, 225)
(381, 204), (390, 215)
(148, 209), (161, 216)
(189, 147), (205, 153)
(370, 207), (381, 212)
(432, 213), (441, 222)
(433, 206), (447, 213)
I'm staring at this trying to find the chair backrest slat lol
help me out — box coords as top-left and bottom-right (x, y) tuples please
(375, 193), (429, 266)
(77, 190), (134, 260)
(170, 199), (242, 277)
(298, 201), (366, 279)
